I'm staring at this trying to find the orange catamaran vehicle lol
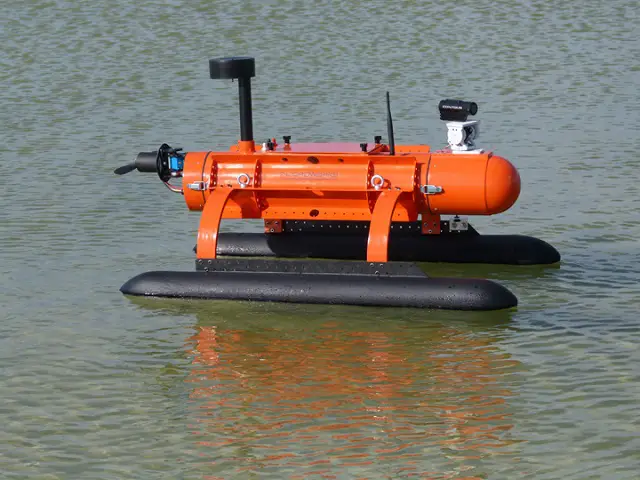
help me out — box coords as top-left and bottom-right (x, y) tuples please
(115, 56), (559, 311)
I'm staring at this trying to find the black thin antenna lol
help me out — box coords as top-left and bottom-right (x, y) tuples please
(386, 91), (396, 156)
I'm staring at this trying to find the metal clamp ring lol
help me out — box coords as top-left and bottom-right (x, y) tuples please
(371, 174), (385, 190)
(237, 173), (251, 188)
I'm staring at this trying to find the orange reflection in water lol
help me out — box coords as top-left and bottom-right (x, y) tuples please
(185, 322), (518, 479)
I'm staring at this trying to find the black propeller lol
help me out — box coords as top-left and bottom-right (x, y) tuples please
(113, 144), (182, 182)
(114, 162), (137, 175)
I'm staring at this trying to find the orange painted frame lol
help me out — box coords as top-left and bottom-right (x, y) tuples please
(184, 142), (520, 263)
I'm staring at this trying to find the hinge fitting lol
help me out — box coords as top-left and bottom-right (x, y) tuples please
(420, 185), (443, 195)
(187, 181), (208, 191)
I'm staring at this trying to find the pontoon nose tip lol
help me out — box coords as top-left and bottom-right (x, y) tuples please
(485, 155), (521, 214)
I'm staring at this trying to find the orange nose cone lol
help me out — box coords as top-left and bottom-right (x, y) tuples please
(485, 155), (521, 214)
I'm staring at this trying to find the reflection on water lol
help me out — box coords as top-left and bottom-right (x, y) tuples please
(151, 300), (523, 478)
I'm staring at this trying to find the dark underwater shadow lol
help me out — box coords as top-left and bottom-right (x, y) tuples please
(415, 261), (561, 281)
(125, 295), (516, 336)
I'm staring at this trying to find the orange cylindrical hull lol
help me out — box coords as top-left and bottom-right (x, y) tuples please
(182, 149), (520, 219)
(426, 153), (520, 215)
